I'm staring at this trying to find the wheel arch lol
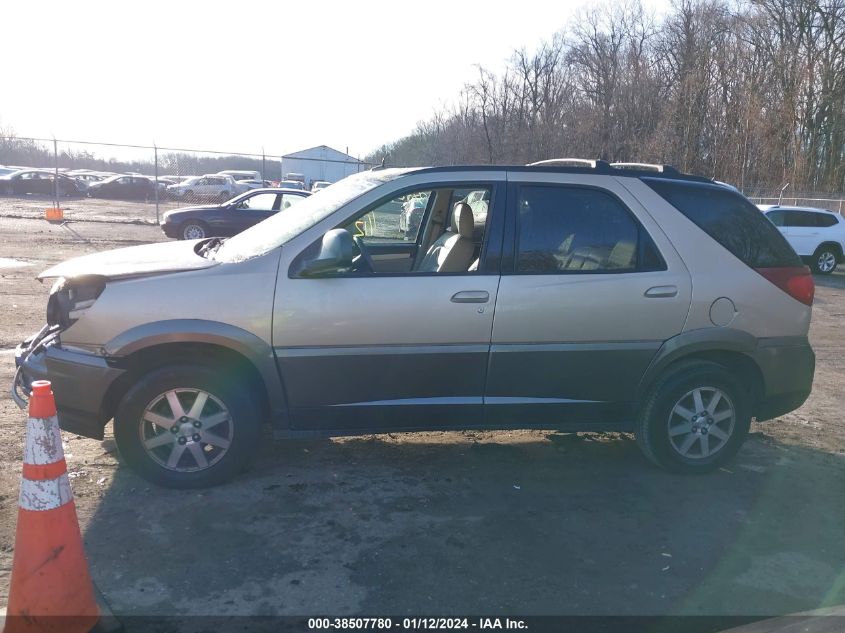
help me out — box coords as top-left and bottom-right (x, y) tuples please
(638, 329), (765, 414)
(816, 241), (844, 261)
(100, 320), (288, 428)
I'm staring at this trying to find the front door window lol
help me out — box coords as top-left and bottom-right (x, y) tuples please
(344, 190), (433, 243)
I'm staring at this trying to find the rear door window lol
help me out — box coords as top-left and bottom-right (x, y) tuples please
(785, 211), (817, 227)
(644, 179), (801, 268)
(515, 185), (663, 273)
(279, 194), (303, 210)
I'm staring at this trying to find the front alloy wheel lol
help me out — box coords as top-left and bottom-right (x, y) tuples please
(114, 364), (261, 488)
(140, 388), (233, 472)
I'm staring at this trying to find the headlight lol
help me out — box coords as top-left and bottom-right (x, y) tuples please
(47, 276), (106, 329)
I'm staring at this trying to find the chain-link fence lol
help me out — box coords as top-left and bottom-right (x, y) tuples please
(4, 136), (845, 225)
(742, 186), (845, 214)
(0, 136), (372, 225)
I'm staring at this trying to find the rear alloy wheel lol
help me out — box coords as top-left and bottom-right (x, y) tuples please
(181, 221), (208, 240)
(636, 361), (750, 473)
(812, 246), (838, 275)
(666, 387), (735, 460)
(114, 364), (261, 488)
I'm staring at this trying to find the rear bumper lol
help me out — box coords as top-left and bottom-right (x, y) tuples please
(14, 330), (126, 439)
(751, 337), (815, 421)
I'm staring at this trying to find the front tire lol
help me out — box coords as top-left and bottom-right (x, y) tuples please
(180, 221), (209, 240)
(636, 361), (750, 473)
(114, 364), (262, 488)
(811, 246), (839, 275)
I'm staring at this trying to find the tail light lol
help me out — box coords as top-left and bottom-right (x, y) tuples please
(754, 267), (815, 306)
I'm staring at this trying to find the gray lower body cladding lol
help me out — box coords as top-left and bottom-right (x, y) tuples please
(13, 334), (814, 440)
(750, 337), (815, 421)
(15, 338), (125, 440)
(275, 342), (659, 431)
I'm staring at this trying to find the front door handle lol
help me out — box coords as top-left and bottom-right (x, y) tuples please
(644, 285), (678, 298)
(451, 290), (490, 303)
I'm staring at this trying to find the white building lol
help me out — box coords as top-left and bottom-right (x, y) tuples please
(280, 145), (367, 187)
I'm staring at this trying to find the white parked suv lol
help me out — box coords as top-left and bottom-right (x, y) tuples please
(167, 174), (248, 203)
(760, 205), (845, 274)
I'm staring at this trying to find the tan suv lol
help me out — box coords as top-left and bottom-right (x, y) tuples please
(14, 160), (816, 488)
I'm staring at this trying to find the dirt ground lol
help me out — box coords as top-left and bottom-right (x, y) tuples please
(0, 196), (844, 628)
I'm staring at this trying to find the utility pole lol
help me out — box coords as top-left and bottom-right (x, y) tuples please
(154, 144), (160, 224)
(53, 137), (59, 210)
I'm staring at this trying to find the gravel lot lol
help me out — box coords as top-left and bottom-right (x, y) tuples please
(1, 196), (844, 628)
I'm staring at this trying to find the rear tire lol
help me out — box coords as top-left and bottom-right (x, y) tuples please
(114, 364), (262, 488)
(811, 245), (839, 274)
(636, 360), (750, 474)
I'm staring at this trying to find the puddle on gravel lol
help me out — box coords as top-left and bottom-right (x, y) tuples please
(0, 258), (33, 269)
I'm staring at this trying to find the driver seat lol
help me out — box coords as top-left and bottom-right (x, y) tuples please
(417, 203), (476, 273)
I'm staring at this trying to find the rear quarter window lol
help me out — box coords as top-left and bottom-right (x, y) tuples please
(644, 179), (801, 268)
(816, 213), (839, 228)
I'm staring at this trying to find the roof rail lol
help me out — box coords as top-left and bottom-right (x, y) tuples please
(610, 162), (682, 176)
(527, 158), (611, 170)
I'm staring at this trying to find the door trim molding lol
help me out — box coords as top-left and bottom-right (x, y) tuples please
(274, 344), (489, 358)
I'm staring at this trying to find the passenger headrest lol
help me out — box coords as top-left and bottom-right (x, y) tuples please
(452, 202), (474, 238)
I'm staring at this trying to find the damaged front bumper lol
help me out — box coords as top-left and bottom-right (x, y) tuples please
(13, 326), (126, 439)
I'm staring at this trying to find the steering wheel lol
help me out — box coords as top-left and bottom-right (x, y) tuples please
(352, 235), (376, 274)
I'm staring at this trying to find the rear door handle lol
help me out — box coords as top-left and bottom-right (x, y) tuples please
(451, 290), (490, 303)
(644, 285), (678, 298)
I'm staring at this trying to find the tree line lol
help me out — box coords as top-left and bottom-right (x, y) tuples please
(366, 0), (845, 193)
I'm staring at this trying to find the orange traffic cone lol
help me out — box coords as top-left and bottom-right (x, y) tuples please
(3, 380), (99, 633)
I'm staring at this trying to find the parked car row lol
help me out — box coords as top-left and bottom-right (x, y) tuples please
(0, 165), (284, 202)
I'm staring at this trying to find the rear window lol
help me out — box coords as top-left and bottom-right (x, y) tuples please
(644, 179), (801, 268)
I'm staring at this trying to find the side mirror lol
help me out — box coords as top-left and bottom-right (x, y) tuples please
(297, 229), (355, 277)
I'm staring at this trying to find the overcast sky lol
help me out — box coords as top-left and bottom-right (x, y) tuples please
(2, 0), (666, 159)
